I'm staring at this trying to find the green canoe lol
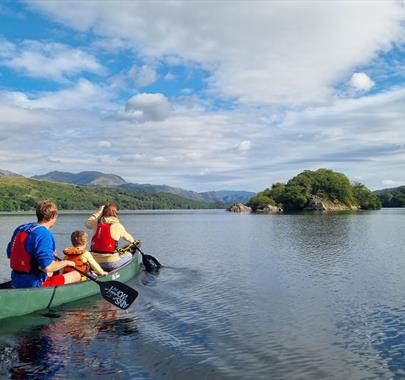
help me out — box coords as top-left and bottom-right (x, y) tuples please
(0, 253), (142, 320)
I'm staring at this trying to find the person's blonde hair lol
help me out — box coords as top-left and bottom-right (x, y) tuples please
(36, 200), (58, 222)
(71, 230), (88, 247)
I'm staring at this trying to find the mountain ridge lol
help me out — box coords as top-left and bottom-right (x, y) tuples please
(31, 170), (255, 204)
(32, 170), (126, 186)
(0, 176), (213, 211)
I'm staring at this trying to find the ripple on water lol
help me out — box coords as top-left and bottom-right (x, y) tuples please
(131, 265), (338, 379)
(333, 303), (405, 378)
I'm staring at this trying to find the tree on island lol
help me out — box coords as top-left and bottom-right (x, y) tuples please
(352, 183), (381, 210)
(281, 169), (356, 210)
(247, 193), (275, 211)
(247, 168), (381, 211)
(247, 183), (285, 211)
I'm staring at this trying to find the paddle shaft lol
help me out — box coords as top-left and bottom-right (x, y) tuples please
(134, 244), (146, 256)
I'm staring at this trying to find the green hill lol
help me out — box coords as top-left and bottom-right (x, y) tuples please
(374, 186), (405, 207)
(0, 177), (214, 211)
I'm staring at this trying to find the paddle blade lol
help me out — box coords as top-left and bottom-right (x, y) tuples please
(99, 280), (138, 310)
(142, 254), (161, 273)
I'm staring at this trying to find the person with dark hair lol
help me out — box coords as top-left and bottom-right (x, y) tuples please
(7, 200), (81, 288)
(85, 203), (135, 271)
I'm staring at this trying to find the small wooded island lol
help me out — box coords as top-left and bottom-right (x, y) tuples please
(229, 168), (381, 213)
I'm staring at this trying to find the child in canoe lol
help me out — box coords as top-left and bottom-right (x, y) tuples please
(63, 230), (108, 278)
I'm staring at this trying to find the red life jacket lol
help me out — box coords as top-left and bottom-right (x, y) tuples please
(9, 224), (41, 273)
(91, 223), (118, 253)
(63, 247), (90, 273)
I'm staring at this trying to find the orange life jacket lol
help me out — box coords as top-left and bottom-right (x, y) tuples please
(91, 223), (118, 253)
(63, 247), (90, 273)
(9, 224), (41, 273)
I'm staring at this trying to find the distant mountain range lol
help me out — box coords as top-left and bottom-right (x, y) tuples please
(0, 169), (22, 177)
(0, 176), (213, 211)
(32, 170), (126, 187)
(31, 170), (255, 205)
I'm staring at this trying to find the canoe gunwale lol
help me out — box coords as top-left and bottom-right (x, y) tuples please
(0, 251), (140, 292)
(0, 252), (142, 320)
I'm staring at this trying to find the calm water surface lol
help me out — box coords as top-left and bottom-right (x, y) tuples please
(1, 209), (405, 379)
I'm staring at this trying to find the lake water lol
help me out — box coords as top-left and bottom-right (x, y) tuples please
(0, 209), (405, 379)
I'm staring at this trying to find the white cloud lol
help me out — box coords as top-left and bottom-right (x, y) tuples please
(0, 79), (116, 111)
(0, 39), (104, 81)
(28, 1), (405, 105)
(238, 140), (252, 152)
(0, 37), (16, 58)
(164, 72), (175, 81)
(382, 179), (404, 186)
(3, 85), (405, 190)
(152, 156), (168, 164)
(349, 72), (375, 92)
(125, 93), (171, 121)
(97, 140), (112, 148)
(118, 154), (145, 162)
(130, 65), (157, 87)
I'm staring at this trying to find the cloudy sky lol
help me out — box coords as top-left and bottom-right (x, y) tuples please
(1, 1), (405, 191)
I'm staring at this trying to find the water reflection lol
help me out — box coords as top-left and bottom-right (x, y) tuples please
(0, 301), (139, 379)
(274, 213), (356, 268)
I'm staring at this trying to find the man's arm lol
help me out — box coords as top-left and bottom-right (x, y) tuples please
(33, 230), (74, 273)
(43, 260), (75, 273)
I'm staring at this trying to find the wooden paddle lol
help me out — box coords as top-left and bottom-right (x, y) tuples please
(56, 257), (138, 310)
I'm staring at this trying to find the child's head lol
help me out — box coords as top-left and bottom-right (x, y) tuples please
(71, 230), (88, 248)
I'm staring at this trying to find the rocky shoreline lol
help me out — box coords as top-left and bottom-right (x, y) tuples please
(227, 203), (283, 213)
(227, 196), (358, 213)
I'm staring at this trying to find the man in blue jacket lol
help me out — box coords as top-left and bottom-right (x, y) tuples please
(7, 200), (81, 288)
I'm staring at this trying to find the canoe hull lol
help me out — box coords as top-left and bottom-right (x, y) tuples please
(0, 253), (141, 320)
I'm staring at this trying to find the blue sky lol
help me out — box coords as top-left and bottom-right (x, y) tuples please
(1, 1), (405, 191)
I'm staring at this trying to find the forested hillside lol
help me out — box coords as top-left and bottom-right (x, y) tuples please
(375, 187), (405, 207)
(0, 177), (214, 211)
